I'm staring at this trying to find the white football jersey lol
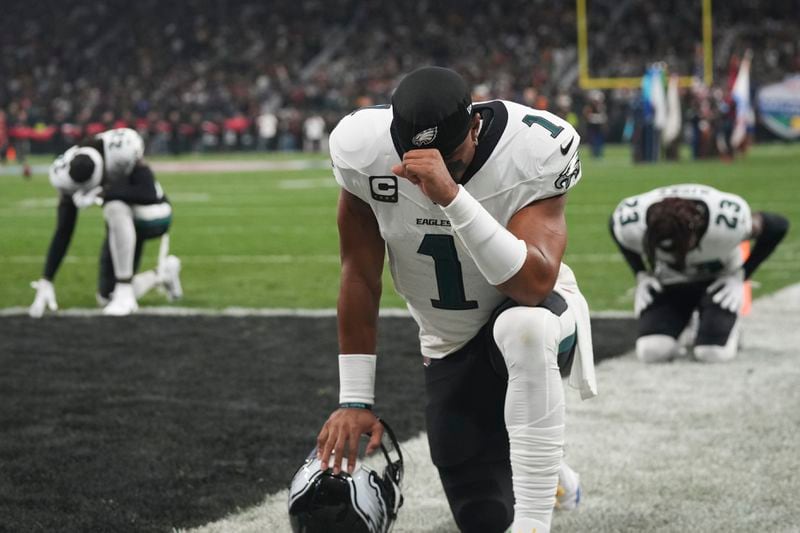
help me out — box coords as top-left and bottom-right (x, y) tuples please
(611, 184), (752, 284)
(331, 100), (582, 358)
(96, 128), (144, 181)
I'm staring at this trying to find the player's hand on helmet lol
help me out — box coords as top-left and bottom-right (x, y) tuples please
(634, 271), (663, 317)
(72, 186), (104, 209)
(29, 279), (58, 318)
(392, 149), (459, 206)
(317, 408), (383, 475)
(707, 268), (745, 313)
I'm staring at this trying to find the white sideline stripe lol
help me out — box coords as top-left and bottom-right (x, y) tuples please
(182, 283), (800, 533)
(15, 192), (211, 209)
(163, 192), (212, 202)
(149, 160), (331, 173)
(278, 177), (338, 189)
(0, 305), (634, 319)
(5, 252), (800, 265)
(16, 198), (59, 208)
(1, 255), (342, 264)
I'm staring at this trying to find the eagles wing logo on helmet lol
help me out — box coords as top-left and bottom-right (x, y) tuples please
(411, 126), (438, 147)
(288, 419), (404, 533)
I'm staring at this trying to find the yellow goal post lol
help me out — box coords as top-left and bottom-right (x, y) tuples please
(576, 0), (713, 89)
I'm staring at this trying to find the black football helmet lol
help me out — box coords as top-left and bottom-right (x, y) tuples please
(288, 419), (404, 533)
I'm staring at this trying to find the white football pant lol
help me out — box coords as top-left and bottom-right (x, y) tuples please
(493, 304), (575, 531)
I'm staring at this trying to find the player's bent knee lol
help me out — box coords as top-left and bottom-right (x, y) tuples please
(694, 344), (737, 363)
(493, 307), (560, 370)
(636, 334), (678, 363)
(103, 200), (133, 223)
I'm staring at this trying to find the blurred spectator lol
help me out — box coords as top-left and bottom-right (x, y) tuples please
(0, 111), (8, 163)
(302, 114), (326, 152)
(0, 0), (797, 155)
(582, 90), (608, 158)
(554, 94), (579, 128)
(257, 110), (279, 151)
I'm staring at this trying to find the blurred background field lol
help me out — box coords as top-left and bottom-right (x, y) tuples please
(2, 143), (797, 312)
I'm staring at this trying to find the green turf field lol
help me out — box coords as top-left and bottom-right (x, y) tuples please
(1, 144), (798, 311)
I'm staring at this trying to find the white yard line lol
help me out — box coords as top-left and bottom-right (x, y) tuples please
(0, 305), (638, 319)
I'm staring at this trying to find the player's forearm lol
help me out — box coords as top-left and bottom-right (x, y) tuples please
(743, 212), (789, 279)
(441, 186), (566, 306)
(43, 199), (78, 280)
(337, 275), (382, 354)
(496, 246), (560, 306)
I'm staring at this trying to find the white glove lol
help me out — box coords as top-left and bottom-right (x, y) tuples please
(72, 186), (104, 209)
(635, 271), (663, 317)
(29, 279), (58, 318)
(707, 269), (745, 313)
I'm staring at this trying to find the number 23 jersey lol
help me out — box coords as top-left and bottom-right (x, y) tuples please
(330, 100), (582, 358)
(611, 184), (752, 284)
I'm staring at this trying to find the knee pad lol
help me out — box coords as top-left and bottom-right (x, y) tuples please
(493, 307), (566, 526)
(493, 307), (562, 374)
(103, 200), (133, 224)
(636, 334), (678, 363)
(103, 200), (136, 279)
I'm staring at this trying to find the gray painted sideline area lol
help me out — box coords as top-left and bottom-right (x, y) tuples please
(0, 306), (636, 364)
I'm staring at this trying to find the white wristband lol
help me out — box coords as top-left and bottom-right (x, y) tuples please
(338, 354), (377, 406)
(441, 185), (528, 285)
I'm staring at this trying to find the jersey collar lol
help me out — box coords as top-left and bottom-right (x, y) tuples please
(459, 100), (508, 186)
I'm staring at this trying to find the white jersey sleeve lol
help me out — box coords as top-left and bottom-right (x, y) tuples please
(329, 107), (394, 205)
(611, 192), (649, 254)
(507, 107), (582, 210)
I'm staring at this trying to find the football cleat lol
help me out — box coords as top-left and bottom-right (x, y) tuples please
(511, 516), (550, 533)
(555, 462), (581, 511)
(158, 255), (183, 301)
(103, 283), (138, 316)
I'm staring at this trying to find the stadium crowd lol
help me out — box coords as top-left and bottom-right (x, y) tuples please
(1, 0), (798, 157)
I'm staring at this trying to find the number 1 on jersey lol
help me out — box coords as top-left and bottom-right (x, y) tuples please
(417, 234), (478, 310)
(522, 114), (564, 138)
